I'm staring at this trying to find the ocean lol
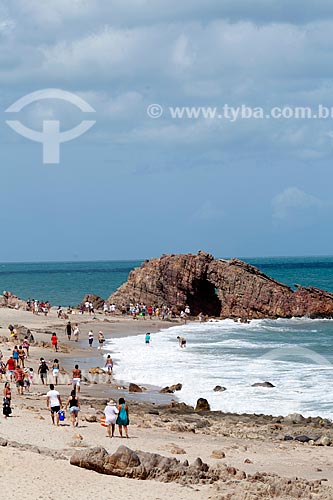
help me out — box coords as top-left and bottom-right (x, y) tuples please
(1, 256), (333, 417)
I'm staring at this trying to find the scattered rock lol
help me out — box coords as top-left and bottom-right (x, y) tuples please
(210, 450), (225, 459)
(284, 435), (294, 441)
(315, 436), (331, 446)
(244, 458), (253, 464)
(283, 413), (306, 424)
(160, 383), (183, 393)
(88, 367), (105, 375)
(129, 383), (143, 393)
(213, 385), (227, 392)
(251, 382), (275, 388)
(83, 415), (97, 423)
(294, 435), (311, 443)
(169, 383), (182, 392)
(195, 398), (210, 412)
(170, 445), (186, 455)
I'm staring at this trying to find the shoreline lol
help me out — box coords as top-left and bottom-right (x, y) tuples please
(0, 306), (332, 499)
(1, 307), (332, 418)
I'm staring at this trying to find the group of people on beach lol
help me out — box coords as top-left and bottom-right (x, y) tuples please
(26, 298), (50, 316)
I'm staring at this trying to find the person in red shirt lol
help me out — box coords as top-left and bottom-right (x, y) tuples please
(51, 333), (58, 352)
(14, 366), (24, 395)
(6, 356), (16, 381)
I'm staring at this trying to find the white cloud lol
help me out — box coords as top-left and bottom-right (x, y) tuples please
(272, 187), (324, 221)
(194, 201), (224, 221)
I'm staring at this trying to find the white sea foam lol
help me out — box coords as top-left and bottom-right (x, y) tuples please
(104, 318), (333, 418)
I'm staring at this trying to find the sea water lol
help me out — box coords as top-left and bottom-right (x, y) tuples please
(106, 317), (333, 418)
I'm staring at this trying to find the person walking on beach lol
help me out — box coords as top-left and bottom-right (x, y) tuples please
(116, 397), (129, 438)
(73, 324), (80, 342)
(23, 336), (30, 358)
(105, 355), (113, 381)
(6, 356), (16, 381)
(51, 333), (58, 352)
(12, 346), (19, 364)
(52, 359), (60, 386)
(18, 346), (25, 368)
(88, 330), (94, 348)
(65, 321), (72, 341)
(98, 331), (105, 350)
(14, 365), (24, 396)
(38, 358), (49, 385)
(145, 332), (151, 345)
(3, 382), (11, 418)
(72, 364), (81, 394)
(46, 384), (62, 426)
(103, 399), (118, 438)
(65, 389), (80, 427)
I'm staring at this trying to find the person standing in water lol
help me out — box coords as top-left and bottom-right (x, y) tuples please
(145, 332), (151, 345)
(105, 355), (113, 381)
(177, 336), (187, 348)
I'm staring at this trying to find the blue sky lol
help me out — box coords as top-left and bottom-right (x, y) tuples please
(1, 0), (333, 261)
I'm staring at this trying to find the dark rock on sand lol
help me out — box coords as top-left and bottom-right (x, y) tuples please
(195, 398), (211, 411)
(295, 435), (312, 443)
(160, 383), (182, 394)
(129, 383), (143, 393)
(251, 382), (275, 388)
(213, 385), (227, 392)
(107, 251), (333, 319)
(284, 435), (294, 441)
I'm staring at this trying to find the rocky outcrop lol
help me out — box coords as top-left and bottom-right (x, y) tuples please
(0, 291), (26, 310)
(70, 445), (239, 484)
(108, 251), (333, 319)
(80, 294), (104, 310)
(195, 398), (211, 411)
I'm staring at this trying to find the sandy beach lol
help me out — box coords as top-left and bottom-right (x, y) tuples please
(0, 307), (332, 500)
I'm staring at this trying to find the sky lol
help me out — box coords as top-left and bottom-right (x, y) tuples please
(1, 0), (333, 261)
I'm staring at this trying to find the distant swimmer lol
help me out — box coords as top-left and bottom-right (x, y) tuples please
(177, 336), (186, 348)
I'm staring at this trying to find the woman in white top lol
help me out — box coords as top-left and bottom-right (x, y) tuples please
(103, 399), (119, 438)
